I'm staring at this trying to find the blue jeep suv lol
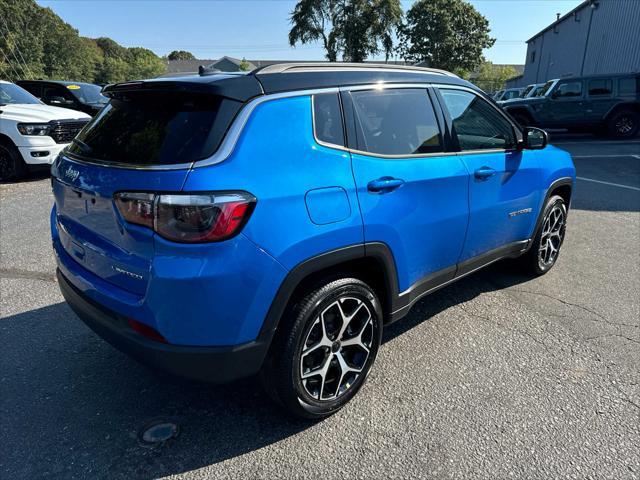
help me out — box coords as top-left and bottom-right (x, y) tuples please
(51, 63), (575, 418)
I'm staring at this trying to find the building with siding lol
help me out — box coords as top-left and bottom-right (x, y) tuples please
(507, 0), (640, 88)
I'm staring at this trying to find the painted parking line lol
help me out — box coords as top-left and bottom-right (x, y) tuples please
(552, 140), (640, 146)
(576, 176), (640, 191)
(572, 154), (639, 158)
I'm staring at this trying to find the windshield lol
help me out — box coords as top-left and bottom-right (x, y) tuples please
(0, 83), (41, 105)
(503, 90), (521, 100)
(522, 85), (534, 97)
(537, 81), (556, 97)
(532, 86), (545, 97)
(66, 83), (108, 105)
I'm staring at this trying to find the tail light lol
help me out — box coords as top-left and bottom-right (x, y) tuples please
(114, 191), (256, 243)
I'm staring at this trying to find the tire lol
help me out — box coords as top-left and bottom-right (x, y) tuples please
(606, 109), (639, 139)
(262, 277), (383, 419)
(520, 195), (567, 276)
(0, 141), (27, 182)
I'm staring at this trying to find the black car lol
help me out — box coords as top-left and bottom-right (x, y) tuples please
(16, 80), (108, 116)
(502, 73), (640, 138)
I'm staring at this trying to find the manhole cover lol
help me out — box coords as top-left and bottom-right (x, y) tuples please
(140, 421), (179, 444)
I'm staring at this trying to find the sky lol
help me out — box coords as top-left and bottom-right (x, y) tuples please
(36, 0), (584, 65)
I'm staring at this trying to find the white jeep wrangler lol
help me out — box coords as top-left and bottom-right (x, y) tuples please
(0, 80), (91, 181)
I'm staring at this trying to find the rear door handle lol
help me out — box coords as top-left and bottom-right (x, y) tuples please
(474, 167), (496, 180)
(367, 177), (405, 193)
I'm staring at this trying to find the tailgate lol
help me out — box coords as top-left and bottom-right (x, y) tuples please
(52, 155), (189, 295)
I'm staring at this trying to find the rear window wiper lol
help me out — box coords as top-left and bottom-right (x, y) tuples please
(72, 138), (93, 154)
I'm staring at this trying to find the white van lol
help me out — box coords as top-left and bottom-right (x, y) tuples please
(0, 80), (90, 181)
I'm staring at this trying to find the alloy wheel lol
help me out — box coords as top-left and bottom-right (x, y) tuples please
(299, 296), (374, 401)
(615, 115), (634, 135)
(538, 204), (566, 268)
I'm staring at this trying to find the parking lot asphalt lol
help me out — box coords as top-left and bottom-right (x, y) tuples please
(1, 135), (638, 480)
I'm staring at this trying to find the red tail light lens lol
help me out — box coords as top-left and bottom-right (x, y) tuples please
(128, 318), (167, 343)
(114, 192), (155, 228)
(114, 191), (256, 243)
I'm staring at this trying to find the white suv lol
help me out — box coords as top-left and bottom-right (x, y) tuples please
(0, 80), (91, 181)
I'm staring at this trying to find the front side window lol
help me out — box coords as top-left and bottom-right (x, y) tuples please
(313, 93), (345, 147)
(439, 89), (516, 151)
(554, 81), (583, 98)
(350, 88), (442, 156)
(588, 79), (612, 97)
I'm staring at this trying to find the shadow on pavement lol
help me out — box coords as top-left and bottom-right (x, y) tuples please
(0, 261), (532, 479)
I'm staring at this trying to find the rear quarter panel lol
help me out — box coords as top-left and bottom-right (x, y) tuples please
(183, 95), (364, 270)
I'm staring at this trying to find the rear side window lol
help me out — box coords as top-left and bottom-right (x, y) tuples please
(588, 79), (612, 96)
(66, 91), (241, 166)
(313, 93), (345, 147)
(554, 81), (583, 98)
(439, 89), (516, 151)
(350, 88), (442, 156)
(619, 77), (639, 95)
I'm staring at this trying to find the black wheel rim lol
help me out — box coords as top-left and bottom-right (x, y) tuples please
(299, 296), (374, 401)
(538, 204), (566, 268)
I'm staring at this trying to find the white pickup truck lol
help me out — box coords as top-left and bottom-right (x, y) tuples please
(0, 80), (91, 181)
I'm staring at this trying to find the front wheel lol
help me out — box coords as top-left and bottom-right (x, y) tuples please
(520, 195), (567, 275)
(262, 278), (383, 419)
(0, 142), (27, 182)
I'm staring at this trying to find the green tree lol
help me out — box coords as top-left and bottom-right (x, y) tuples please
(289, 0), (402, 62)
(0, 0), (166, 83)
(239, 57), (251, 71)
(397, 0), (495, 73)
(167, 50), (196, 61)
(470, 61), (519, 92)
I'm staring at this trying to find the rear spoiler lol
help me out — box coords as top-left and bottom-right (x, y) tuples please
(102, 75), (264, 103)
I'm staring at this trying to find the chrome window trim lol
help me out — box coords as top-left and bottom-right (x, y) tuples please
(64, 81), (518, 171)
(311, 92), (348, 151)
(434, 83), (524, 152)
(336, 83), (453, 159)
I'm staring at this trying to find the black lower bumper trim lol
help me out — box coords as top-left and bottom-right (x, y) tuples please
(57, 269), (270, 383)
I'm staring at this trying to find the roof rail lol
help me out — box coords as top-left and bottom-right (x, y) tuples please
(254, 62), (458, 78)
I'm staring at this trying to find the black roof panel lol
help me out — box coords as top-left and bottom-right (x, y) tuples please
(103, 63), (478, 103)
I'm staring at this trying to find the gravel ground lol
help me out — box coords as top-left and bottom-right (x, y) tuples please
(1, 136), (638, 479)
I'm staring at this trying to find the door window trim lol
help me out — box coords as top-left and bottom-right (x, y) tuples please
(311, 92), (347, 150)
(347, 86), (447, 158)
(433, 84), (523, 154)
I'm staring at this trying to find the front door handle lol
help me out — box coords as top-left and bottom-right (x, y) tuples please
(367, 176), (405, 193)
(474, 166), (496, 180)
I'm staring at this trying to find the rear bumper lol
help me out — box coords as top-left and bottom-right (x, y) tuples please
(57, 269), (270, 383)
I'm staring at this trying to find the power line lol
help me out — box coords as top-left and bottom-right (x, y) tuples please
(0, 18), (34, 79)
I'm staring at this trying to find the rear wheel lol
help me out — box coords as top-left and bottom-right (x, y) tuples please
(607, 109), (639, 138)
(262, 278), (383, 419)
(0, 141), (27, 182)
(520, 195), (567, 276)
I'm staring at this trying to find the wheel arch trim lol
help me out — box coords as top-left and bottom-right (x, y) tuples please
(530, 176), (574, 248)
(258, 242), (399, 339)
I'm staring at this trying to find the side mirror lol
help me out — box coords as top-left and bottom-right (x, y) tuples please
(523, 127), (548, 150)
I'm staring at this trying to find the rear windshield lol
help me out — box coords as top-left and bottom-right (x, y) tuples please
(66, 91), (241, 165)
